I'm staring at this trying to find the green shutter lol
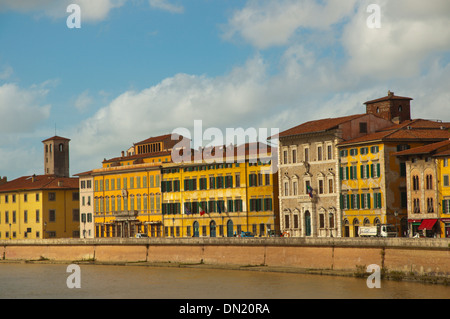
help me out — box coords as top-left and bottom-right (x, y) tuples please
(340, 167), (343, 180)
(357, 194), (360, 209)
(367, 194), (371, 209)
(377, 163), (381, 178)
(370, 164), (374, 178)
(345, 167), (349, 180)
(340, 194), (344, 209)
(360, 165), (364, 179)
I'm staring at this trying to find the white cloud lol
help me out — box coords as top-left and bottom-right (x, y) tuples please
(0, 0), (128, 22)
(342, 0), (450, 79)
(223, 0), (357, 49)
(149, 0), (184, 14)
(0, 83), (51, 134)
(74, 90), (94, 112)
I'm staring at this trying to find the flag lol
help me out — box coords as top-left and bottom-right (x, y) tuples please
(307, 185), (313, 198)
(184, 203), (192, 215)
(199, 204), (205, 216)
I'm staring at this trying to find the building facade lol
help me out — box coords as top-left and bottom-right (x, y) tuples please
(161, 143), (278, 237)
(0, 136), (79, 239)
(277, 112), (394, 237)
(339, 120), (450, 237)
(396, 139), (450, 237)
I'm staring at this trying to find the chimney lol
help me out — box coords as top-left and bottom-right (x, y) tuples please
(31, 174), (36, 182)
(121, 151), (125, 157)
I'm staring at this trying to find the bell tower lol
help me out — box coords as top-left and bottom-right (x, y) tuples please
(365, 91), (412, 124)
(42, 136), (70, 177)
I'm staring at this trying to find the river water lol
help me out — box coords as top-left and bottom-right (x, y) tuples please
(0, 263), (448, 300)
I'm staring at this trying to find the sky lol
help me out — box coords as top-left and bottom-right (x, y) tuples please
(0, 0), (450, 180)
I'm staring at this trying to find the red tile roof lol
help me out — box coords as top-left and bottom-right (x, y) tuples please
(278, 114), (366, 138)
(0, 175), (79, 193)
(364, 93), (413, 104)
(41, 135), (71, 143)
(338, 119), (450, 146)
(134, 133), (185, 146)
(394, 139), (450, 156)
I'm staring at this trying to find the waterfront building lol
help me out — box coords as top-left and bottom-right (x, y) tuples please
(277, 93), (400, 237)
(0, 136), (79, 239)
(81, 133), (279, 238)
(161, 143), (279, 237)
(83, 133), (183, 238)
(76, 171), (94, 238)
(395, 139), (450, 237)
(338, 120), (450, 237)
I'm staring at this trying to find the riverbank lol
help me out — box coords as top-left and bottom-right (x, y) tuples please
(1, 237), (449, 286)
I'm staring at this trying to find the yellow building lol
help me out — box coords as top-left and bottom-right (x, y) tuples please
(0, 175), (80, 239)
(338, 120), (450, 237)
(0, 136), (79, 239)
(437, 147), (450, 237)
(396, 139), (450, 237)
(161, 143), (279, 237)
(86, 133), (183, 238)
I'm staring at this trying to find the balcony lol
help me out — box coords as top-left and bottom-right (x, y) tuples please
(112, 210), (139, 221)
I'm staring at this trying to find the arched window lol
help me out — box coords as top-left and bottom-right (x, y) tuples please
(210, 220), (216, 237)
(193, 221), (199, 237)
(59, 143), (64, 152)
(227, 220), (233, 237)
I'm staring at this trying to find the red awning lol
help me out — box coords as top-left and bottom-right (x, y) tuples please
(418, 219), (437, 230)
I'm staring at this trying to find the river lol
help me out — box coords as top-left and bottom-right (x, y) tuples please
(0, 262), (448, 300)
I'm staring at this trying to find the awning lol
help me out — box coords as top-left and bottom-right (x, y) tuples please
(418, 219), (437, 230)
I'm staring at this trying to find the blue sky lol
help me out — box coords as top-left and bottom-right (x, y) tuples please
(1, 0), (450, 180)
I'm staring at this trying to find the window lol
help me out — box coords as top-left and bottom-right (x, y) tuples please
(373, 193), (382, 209)
(426, 175), (433, 190)
(370, 146), (379, 154)
(293, 181), (298, 195)
(359, 122), (367, 133)
(350, 148), (358, 156)
(427, 198), (434, 213)
(284, 182), (289, 196)
(48, 192), (56, 201)
(350, 166), (358, 180)
(49, 210), (56, 222)
(444, 158), (448, 167)
(371, 163), (381, 178)
(360, 147), (369, 155)
(319, 214), (325, 228)
(283, 150), (288, 164)
(284, 215), (290, 229)
(327, 145), (333, 160)
(304, 148), (309, 162)
(443, 199), (450, 214)
(400, 162), (406, 177)
(317, 146), (323, 161)
(413, 198), (420, 213)
(444, 175), (449, 187)
(340, 150), (348, 157)
(318, 180), (324, 194)
(235, 174), (240, 187)
(412, 175), (420, 190)
(292, 149), (297, 164)
(397, 144), (410, 152)
(340, 166), (349, 180)
(328, 179), (334, 194)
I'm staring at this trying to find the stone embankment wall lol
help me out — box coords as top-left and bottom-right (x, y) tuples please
(1, 237), (449, 278)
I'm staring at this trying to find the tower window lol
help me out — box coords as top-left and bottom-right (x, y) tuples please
(399, 105), (402, 112)
(59, 143), (64, 152)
